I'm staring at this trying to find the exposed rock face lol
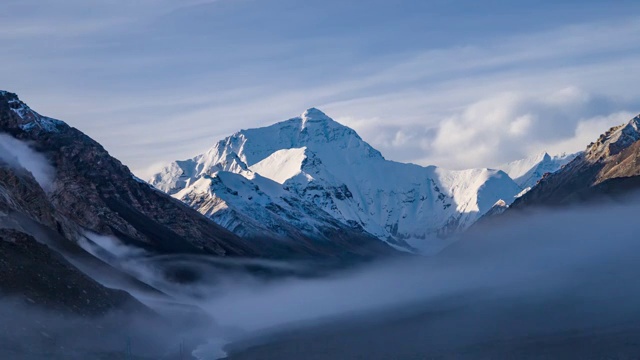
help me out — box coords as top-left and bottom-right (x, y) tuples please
(0, 91), (231, 358)
(0, 141), (159, 311)
(586, 117), (640, 161)
(0, 91), (255, 257)
(512, 114), (640, 207)
(0, 161), (56, 228)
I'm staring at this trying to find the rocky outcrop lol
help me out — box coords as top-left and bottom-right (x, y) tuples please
(0, 91), (227, 358)
(0, 161), (56, 228)
(511, 114), (640, 207)
(0, 91), (256, 257)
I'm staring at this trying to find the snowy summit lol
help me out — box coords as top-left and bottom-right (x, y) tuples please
(149, 109), (560, 253)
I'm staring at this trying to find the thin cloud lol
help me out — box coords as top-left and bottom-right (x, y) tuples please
(0, 134), (56, 193)
(0, 2), (639, 172)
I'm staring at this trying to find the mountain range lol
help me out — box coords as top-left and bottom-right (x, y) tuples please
(2, 90), (640, 358)
(150, 108), (575, 253)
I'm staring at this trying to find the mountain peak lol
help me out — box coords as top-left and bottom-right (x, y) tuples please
(0, 90), (24, 107)
(302, 107), (330, 120)
(0, 90), (16, 97)
(586, 114), (640, 161)
(301, 107), (332, 128)
(0, 90), (64, 132)
(631, 113), (640, 128)
(528, 151), (552, 162)
(497, 151), (579, 189)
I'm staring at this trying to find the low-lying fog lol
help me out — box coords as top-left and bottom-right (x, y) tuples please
(192, 197), (640, 359)
(5, 195), (640, 359)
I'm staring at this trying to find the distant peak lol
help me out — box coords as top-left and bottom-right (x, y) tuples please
(586, 114), (640, 161)
(302, 107), (329, 119)
(301, 108), (332, 127)
(0, 90), (20, 102)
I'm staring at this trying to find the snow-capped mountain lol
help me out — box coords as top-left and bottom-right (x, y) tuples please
(150, 108), (523, 253)
(0, 91), (390, 260)
(497, 152), (580, 190)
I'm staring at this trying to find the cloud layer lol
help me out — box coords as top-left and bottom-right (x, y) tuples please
(424, 88), (633, 168)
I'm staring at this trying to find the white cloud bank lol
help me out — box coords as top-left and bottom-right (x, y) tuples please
(425, 88), (633, 169)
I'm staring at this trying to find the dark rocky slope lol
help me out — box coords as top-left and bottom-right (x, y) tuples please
(0, 91), (251, 358)
(0, 229), (146, 316)
(0, 145), (200, 359)
(0, 90), (255, 257)
(511, 114), (640, 208)
(0, 226), (188, 359)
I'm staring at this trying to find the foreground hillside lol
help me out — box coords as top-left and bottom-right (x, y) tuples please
(0, 91), (241, 358)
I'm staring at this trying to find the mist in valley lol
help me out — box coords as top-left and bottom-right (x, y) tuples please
(195, 197), (640, 359)
(3, 189), (640, 359)
(80, 196), (640, 358)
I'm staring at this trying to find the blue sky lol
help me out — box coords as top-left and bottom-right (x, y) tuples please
(2, 0), (640, 176)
